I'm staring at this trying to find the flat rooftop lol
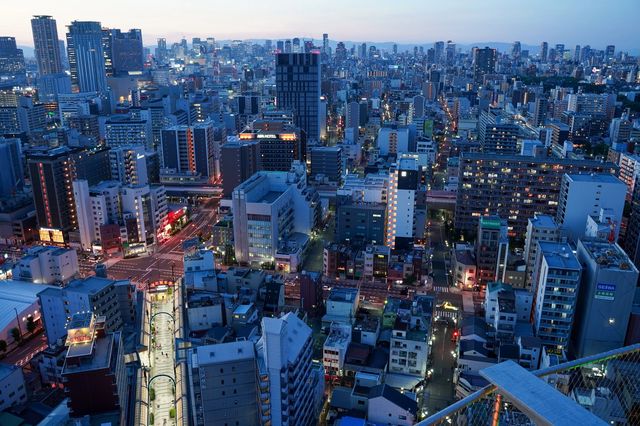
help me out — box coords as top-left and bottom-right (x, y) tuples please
(328, 287), (359, 303)
(565, 173), (623, 184)
(63, 333), (115, 374)
(258, 190), (284, 204)
(579, 239), (637, 272)
(538, 242), (581, 270)
(530, 214), (558, 229)
(195, 340), (255, 365)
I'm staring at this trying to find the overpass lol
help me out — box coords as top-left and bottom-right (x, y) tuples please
(426, 190), (456, 210)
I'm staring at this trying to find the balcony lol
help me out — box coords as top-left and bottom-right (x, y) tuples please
(419, 343), (640, 425)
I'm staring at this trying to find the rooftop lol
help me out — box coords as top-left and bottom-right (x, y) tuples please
(579, 239), (637, 272)
(539, 242), (581, 270)
(195, 340), (255, 365)
(529, 214), (559, 229)
(565, 173), (624, 185)
(62, 332), (116, 374)
(328, 287), (359, 303)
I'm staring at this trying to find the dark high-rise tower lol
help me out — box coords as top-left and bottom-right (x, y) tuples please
(66, 21), (107, 93)
(275, 53), (321, 141)
(110, 29), (143, 75)
(0, 37), (26, 85)
(472, 47), (496, 82)
(31, 15), (63, 75)
(540, 41), (548, 62)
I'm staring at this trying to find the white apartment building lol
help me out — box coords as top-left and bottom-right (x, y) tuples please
(11, 246), (78, 284)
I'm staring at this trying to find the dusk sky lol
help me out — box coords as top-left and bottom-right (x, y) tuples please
(4, 0), (639, 50)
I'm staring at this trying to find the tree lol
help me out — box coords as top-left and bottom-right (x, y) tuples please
(26, 316), (36, 334)
(0, 340), (7, 352)
(10, 327), (21, 343)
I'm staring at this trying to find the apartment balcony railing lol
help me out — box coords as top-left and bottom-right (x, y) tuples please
(419, 343), (640, 425)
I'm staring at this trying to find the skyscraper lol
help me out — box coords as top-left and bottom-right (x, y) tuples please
(386, 157), (419, 249)
(472, 47), (496, 82)
(31, 15), (63, 75)
(0, 37), (26, 85)
(110, 29), (144, 75)
(540, 41), (548, 62)
(66, 21), (107, 93)
(161, 121), (219, 180)
(0, 138), (23, 197)
(275, 53), (321, 141)
(220, 140), (261, 197)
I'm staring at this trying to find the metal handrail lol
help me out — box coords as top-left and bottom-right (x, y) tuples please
(417, 343), (640, 425)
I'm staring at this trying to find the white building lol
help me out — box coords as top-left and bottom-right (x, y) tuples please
(337, 173), (389, 203)
(532, 242), (582, 351)
(184, 249), (217, 290)
(523, 215), (562, 289)
(38, 276), (135, 346)
(104, 113), (153, 151)
(57, 92), (99, 125)
(232, 163), (318, 266)
(11, 246), (78, 284)
(377, 127), (409, 156)
(322, 287), (359, 326)
(186, 293), (223, 332)
(0, 364), (27, 411)
(258, 312), (321, 426)
(556, 173), (626, 242)
(322, 323), (352, 378)
(386, 157), (419, 249)
(0, 280), (55, 345)
(74, 180), (122, 252)
(109, 145), (149, 186)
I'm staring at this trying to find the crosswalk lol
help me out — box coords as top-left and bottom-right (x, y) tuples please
(435, 310), (458, 319)
(433, 286), (452, 293)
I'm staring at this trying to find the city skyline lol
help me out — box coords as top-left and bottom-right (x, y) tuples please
(3, 0), (638, 51)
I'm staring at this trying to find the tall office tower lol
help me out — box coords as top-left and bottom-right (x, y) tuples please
(572, 239), (639, 357)
(472, 47), (496, 82)
(0, 37), (26, 85)
(61, 314), (126, 422)
(187, 341), (261, 425)
(532, 242), (581, 351)
(411, 95), (425, 122)
(31, 15), (63, 75)
(386, 157), (419, 250)
(532, 98), (548, 127)
(275, 53), (321, 142)
(101, 28), (113, 78)
(161, 121), (218, 180)
(540, 42), (548, 62)
(155, 38), (167, 63)
(334, 42), (347, 61)
(477, 108), (520, 153)
(345, 100), (360, 130)
(555, 173), (626, 242)
(359, 43), (367, 59)
(109, 146), (149, 186)
(476, 216), (509, 286)
(37, 73), (72, 102)
(58, 39), (68, 69)
(322, 33), (329, 55)
(0, 138), (23, 197)
(580, 45), (591, 63)
(27, 146), (110, 244)
(28, 148), (78, 243)
(66, 21), (108, 93)
(292, 37), (301, 53)
(445, 41), (456, 65)
(511, 41), (521, 59)
(455, 153), (617, 235)
(110, 29), (143, 75)
(220, 140), (261, 197)
(573, 45), (581, 62)
(258, 313), (320, 426)
(232, 165), (318, 265)
(276, 40), (284, 52)
(434, 41), (445, 63)
(605, 45), (615, 61)
(555, 44), (565, 60)
(284, 39), (292, 53)
(523, 215), (561, 290)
